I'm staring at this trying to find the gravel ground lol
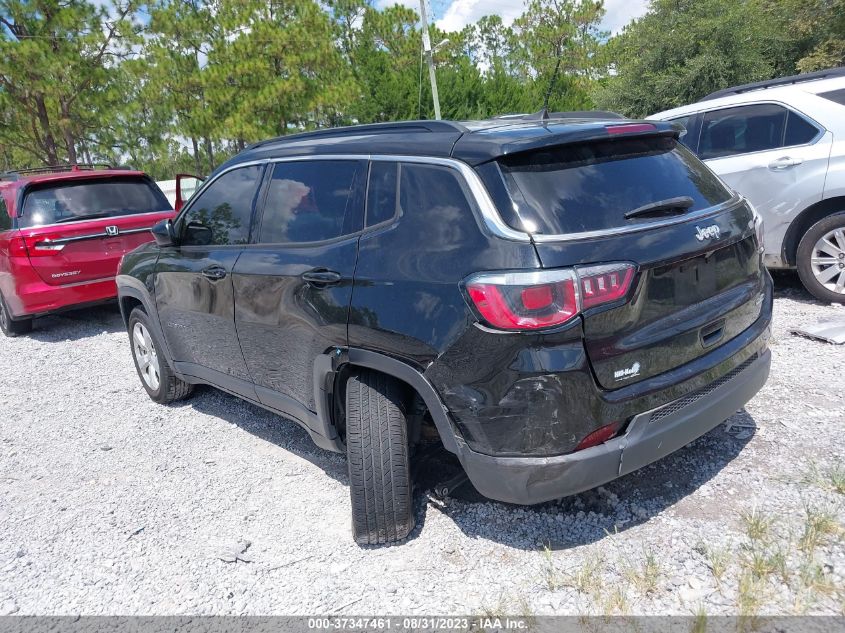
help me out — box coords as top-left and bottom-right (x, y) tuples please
(0, 271), (843, 617)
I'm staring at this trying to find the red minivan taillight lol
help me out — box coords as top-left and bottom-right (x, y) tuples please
(465, 263), (635, 331)
(7, 236), (28, 258)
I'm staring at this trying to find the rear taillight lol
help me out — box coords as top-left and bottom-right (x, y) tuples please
(25, 238), (65, 256)
(464, 263), (635, 331)
(578, 264), (635, 309)
(8, 236), (28, 258)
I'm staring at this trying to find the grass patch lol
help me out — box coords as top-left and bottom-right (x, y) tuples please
(741, 507), (774, 542)
(798, 505), (841, 554)
(703, 544), (731, 586)
(540, 544), (566, 591)
(622, 548), (661, 595)
(691, 605), (708, 633)
(737, 568), (768, 619)
(805, 462), (845, 495)
(562, 555), (605, 596)
(600, 586), (629, 615)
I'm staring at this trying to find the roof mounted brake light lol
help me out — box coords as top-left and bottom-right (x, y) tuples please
(606, 123), (657, 135)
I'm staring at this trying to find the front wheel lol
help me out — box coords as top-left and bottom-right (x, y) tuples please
(0, 293), (32, 338)
(128, 308), (194, 404)
(796, 212), (845, 303)
(346, 370), (415, 545)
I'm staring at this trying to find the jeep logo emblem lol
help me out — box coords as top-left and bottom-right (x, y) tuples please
(105, 225), (119, 237)
(695, 225), (720, 241)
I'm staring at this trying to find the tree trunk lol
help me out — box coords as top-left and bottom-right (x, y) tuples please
(191, 136), (202, 175)
(60, 99), (78, 165)
(203, 137), (214, 173)
(34, 95), (59, 165)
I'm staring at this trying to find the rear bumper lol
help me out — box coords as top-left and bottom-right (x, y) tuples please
(457, 349), (770, 505)
(5, 268), (117, 319)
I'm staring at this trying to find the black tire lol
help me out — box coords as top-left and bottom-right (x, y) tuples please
(346, 369), (415, 545)
(0, 292), (32, 337)
(796, 212), (845, 304)
(128, 307), (194, 404)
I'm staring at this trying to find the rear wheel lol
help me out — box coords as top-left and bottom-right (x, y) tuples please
(797, 212), (845, 303)
(0, 293), (32, 338)
(346, 369), (415, 545)
(128, 307), (193, 403)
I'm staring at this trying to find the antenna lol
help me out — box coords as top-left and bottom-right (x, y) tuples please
(540, 55), (563, 121)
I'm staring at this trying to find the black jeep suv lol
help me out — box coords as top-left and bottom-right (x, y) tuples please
(117, 116), (772, 545)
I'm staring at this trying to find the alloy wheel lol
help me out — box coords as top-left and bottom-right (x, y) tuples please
(132, 322), (161, 391)
(811, 228), (845, 295)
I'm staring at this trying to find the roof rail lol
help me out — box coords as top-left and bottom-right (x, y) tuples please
(489, 110), (626, 121)
(247, 120), (468, 151)
(698, 67), (845, 102)
(0, 163), (126, 181)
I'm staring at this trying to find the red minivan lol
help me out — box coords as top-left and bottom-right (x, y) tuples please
(0, 165), (175, 336)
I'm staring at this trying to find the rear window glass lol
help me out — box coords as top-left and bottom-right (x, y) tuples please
(498, 136), (732, 235)
(20, 178), (171, 228)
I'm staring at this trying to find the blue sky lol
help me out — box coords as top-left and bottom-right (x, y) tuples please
(378, 0), (650, 35)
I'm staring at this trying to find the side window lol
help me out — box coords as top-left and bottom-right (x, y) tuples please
(258, 160), (363, 244)
(668, 115), (692, 149)
(366, 162), (399, 227)
(0, 197), (9, 232)
(784, 110), (819, 146)
(180, 165), (262, 246)
(399, 163), (474, 220)
(700, 104), (788, 159)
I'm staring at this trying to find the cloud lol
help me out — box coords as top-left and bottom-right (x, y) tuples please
(601, 0), (649, 35)
(435, 0), (526, 32)
(374, 0), (420, 10)
(375, 0), (650, 36)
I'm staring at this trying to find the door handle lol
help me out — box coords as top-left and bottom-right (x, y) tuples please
(302, 269), (342, 286)
(768, 156), (804, 170)
(201, 266), (227, 280)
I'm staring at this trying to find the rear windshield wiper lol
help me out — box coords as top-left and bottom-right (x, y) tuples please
(624, 196), (694, 220)
(54, 212), (110, 223)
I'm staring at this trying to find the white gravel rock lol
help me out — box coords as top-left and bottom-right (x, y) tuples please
(0, 272), (843, 616)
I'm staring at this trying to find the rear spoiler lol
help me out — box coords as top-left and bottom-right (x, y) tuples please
(453, 120), (681, 166)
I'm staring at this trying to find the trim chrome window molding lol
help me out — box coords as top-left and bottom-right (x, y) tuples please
(185, 153), (746, 246)
(35, 225), (157, 248)
(181, 154), (533, 243)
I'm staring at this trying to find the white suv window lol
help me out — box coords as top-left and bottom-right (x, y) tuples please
(699, 103), (819, 160)
(668, 115), (692, 148)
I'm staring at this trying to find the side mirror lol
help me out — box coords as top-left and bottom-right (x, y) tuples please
(182, 221), (213, 246)
(175, 173), (204, 213)
(151, 219), (177, 247)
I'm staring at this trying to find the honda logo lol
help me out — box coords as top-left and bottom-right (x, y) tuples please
(105, 226), (119, 237)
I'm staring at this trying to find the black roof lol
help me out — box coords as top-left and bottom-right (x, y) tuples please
(699, 66), (845, 102)
(221, 114), (678, 174)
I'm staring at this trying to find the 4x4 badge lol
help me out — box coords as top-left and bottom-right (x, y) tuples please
(695, 224), (720, 241)
(105, 225), (119, 237)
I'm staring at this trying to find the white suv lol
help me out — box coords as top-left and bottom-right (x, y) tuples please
(650, 68), (845, 303)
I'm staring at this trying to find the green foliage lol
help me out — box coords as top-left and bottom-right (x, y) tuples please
(0, 0), (839, 176)
(595, 0), (843, 117)
(0, 0), (141, 166)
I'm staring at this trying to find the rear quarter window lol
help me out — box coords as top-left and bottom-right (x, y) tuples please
(20, 177), (171, 228)
(497, 136), (733, 236)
